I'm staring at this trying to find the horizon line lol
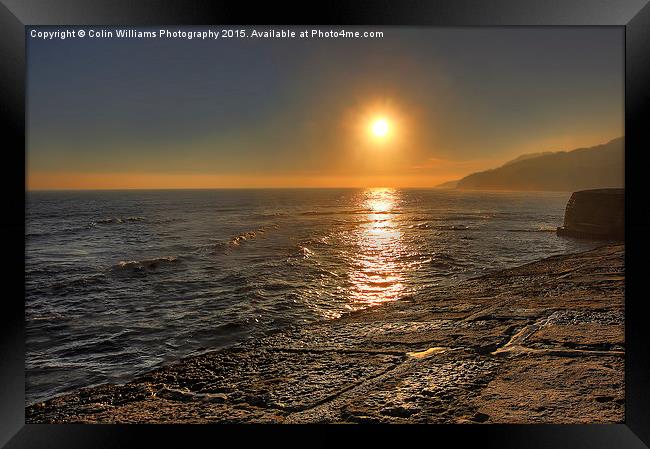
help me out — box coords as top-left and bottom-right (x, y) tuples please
(25, 186), (583, 194)
(27, 186), (438, 192)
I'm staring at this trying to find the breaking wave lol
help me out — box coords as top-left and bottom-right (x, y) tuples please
(409, 223), (471, 231)
(111, 256), (180, 273)
(506, 226), (557, 233)
(91, 216), (145, 226)
(228, 225), (279, 247)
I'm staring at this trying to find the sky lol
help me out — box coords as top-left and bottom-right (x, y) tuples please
(27, 26), (624, 189)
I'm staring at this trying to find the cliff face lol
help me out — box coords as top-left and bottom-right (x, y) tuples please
(557, 188), (624, 240)
(456, 137), (624, 191)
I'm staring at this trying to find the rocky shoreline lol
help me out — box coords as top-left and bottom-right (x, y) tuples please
(26, 244), (624, 423)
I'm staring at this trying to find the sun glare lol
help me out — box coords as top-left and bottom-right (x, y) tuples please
(371, 118), (390, 138)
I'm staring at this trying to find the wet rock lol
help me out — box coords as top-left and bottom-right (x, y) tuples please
(470, 412), (490, 423)
(380, 406), (419, 418)
(156, 388), (192, 401)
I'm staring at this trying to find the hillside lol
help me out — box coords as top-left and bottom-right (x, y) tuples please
(435, 179), (459, 189)
(502, 151), (554, 166)
(456, 137), (624, 191)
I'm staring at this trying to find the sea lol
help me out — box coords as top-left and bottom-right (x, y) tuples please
(25, 188), (600, 404)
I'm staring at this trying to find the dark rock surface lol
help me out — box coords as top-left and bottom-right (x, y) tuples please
(26, 245), (624, 423)
(556, 188), (624, 240)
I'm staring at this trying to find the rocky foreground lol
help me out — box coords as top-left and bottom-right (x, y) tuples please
(27, 244), (624, 423)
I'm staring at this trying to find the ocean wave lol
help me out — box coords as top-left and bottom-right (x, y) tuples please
(91, 216), (145, 226)
(111, 256), (179, 273)
(228, 225), (278, 247)
(55, 333), (133, 357)
(301, 236), (331, 247)
(409, 223), (470, 231)
(195, 241), (229, 255)
(27, 312), (67, 323)
(27, 224), (92, 238)
(450, 214), (494, 220)
(49, 273), (110, 292)
(27, 216), (146, 238)
(258, 280), (298, 291)
(296, 245), (314, 259)
(301, 209), (400, 216)
(250, 211), (287, 219)
(229, 231), (258, 246)
(301, 209), (365, 216)
(437, 224), (470, 231)
(505, 227), (557, 233)
(428, 253), (467, 270)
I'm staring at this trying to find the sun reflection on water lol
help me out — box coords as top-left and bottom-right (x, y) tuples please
(348, 188), (406, 308)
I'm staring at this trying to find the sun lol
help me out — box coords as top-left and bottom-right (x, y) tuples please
(371, 118), (390, 138)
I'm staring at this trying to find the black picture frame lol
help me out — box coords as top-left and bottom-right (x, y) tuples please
(2, 0), (649, 447)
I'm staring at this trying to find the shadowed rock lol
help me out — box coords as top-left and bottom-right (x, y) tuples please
(557, 189), (624, 240)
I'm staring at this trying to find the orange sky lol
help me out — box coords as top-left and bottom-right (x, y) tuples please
(27, 27), (623, 190)
(27, 130), (620, 191)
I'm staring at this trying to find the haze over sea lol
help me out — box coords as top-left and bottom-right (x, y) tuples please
(26, 188), (599, 404)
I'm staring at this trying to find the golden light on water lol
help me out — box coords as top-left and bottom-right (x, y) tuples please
(367, 188), (395, 213)
(348, 188), (406, 307)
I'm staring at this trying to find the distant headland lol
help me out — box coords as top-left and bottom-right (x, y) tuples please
(438, 137), (624, 192)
